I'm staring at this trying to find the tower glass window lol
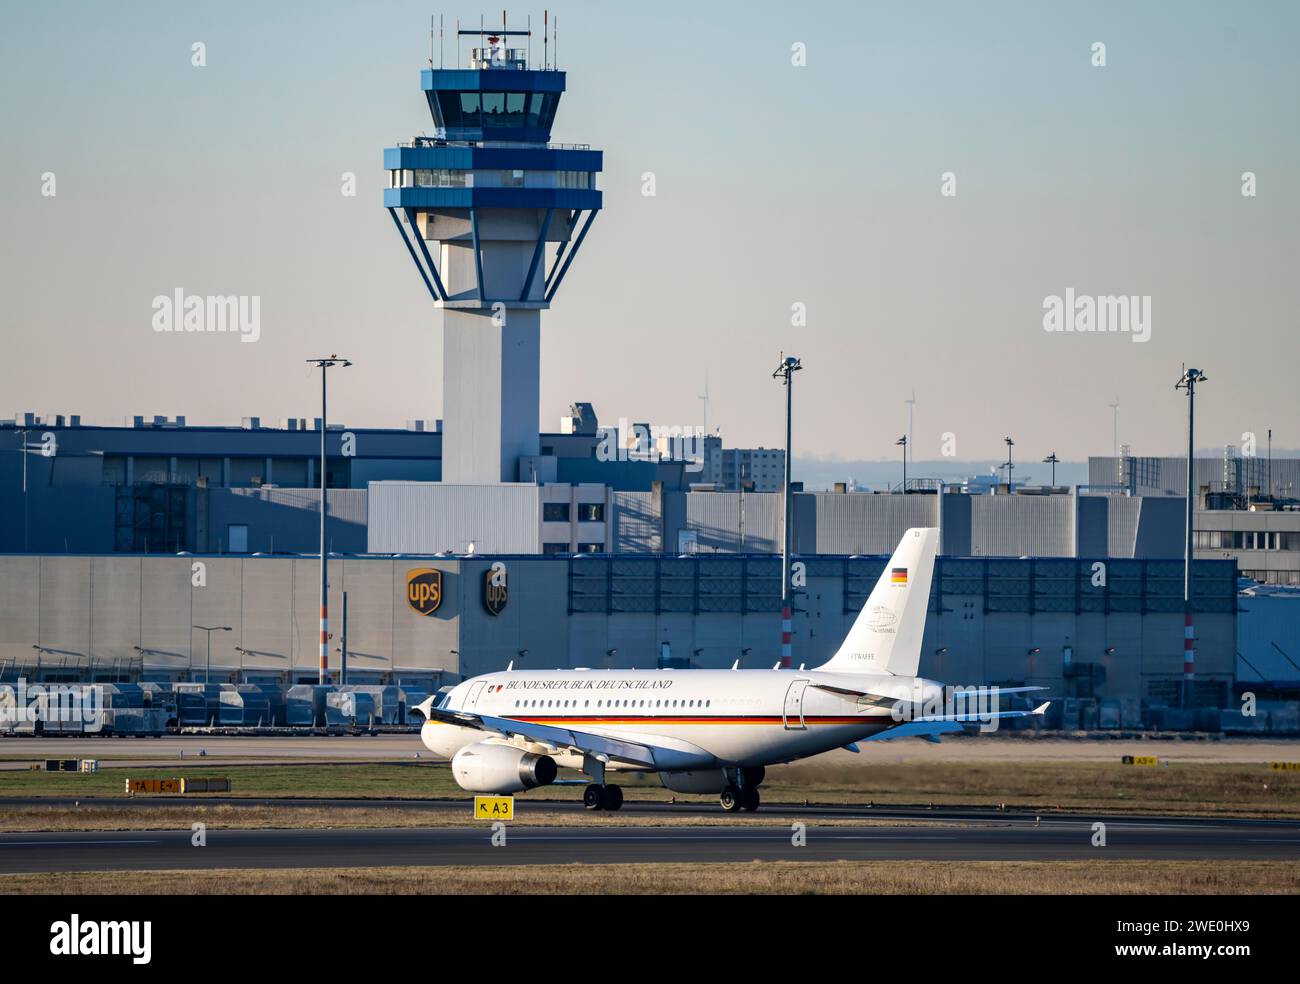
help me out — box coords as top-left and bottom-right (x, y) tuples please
(481, 91), (505, 122)
(432, 89), (559, 136)
(503, 92), (527, 126)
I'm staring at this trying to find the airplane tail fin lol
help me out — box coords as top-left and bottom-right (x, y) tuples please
(817, 528), (939, 677)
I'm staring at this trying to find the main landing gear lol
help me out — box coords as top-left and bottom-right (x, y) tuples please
(583, 782), (624, 811)
(720, 765), (764, 812)
(720, 785), (759, 812)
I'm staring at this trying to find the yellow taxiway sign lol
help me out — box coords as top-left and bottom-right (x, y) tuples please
(474, 795), (514, 820)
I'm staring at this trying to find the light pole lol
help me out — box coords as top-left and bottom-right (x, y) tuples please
(1002, 436), (1015, 489)
(772, 354), (802, 668)
(307, 355), (352, 685)
(895, 434), (908, 492)
(1043, 452), (1059, 487)
(15, 429), (31, 552)
(192, 625), (231, 685)
(1176, 366), (1207, 709)
(1109, 399), (1120, 458)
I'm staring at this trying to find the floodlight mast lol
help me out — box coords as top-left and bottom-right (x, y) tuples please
(307, 355), (352, 684)
(1175, 366), (1207, 708)
(772, 355), (802, 668)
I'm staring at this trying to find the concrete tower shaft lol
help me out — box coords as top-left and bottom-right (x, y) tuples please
(384, 22), (602, 484)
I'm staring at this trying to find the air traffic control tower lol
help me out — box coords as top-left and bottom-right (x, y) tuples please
(384, 19), (602, 483)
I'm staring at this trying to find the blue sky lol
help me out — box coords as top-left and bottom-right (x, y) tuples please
(1, 1), (1297, 466)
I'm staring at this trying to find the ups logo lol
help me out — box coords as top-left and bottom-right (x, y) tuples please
(483, 561), (508, 616)
(406, 568), (443, 616)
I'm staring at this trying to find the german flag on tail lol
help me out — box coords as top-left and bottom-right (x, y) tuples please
(891, 567), (908, 585)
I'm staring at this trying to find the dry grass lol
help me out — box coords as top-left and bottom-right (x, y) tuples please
(2, 758), (1296, 819)
(2, 860), (1297, 895)
(757, 759), (1300, 817)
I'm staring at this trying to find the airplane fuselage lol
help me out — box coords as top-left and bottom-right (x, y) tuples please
(421, 667), (939, 771)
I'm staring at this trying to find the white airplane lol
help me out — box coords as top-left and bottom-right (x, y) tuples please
(415, 528), (1048, 812)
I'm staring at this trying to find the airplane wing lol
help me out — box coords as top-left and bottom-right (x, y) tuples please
(811, 682), (1047, 702)
(422, 705), (709, 770)
(862, 702), (1050, 742)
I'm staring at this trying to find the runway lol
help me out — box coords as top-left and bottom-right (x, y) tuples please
(2, 734), (1295, 767)
(0, 802), (1296, 873)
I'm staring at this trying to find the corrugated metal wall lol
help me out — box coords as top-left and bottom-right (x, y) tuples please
(367, 481), (540, 554)
(1107, 495), (1142, 557)
(0, 555), (463, 681)
(683, 492), (781, 552)
(813, 493), (937, 554)
(970, 496), (1073, 556)
(0, 553), (1237, 698)
(612, 491), (659, 553)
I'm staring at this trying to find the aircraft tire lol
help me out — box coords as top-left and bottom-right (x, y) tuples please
(600, 784), (624, 811)
(741, 788), (760, 812)
(583, 783), (604, 810)
(719, 785), (743, 812)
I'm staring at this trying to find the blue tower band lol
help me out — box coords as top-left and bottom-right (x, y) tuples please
(384, 19), (603, 483)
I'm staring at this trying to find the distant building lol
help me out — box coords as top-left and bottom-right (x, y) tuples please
(1091, 454), (1300, 585)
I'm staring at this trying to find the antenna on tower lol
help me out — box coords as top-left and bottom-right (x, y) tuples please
(544, 10), (548, 69)
(440, 14), (444, 69)
(554, 14), (558, 70)
(429, 14), (435, 66)
(699, 374), (711, 435)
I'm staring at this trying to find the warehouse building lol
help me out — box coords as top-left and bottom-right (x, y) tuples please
(0, 552), (1238, 722)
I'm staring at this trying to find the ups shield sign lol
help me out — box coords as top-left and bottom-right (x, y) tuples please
(406, 568), (443, 616)
(483, 562), (508, 616)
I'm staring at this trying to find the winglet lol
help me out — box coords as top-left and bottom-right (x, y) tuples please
(731, 660), (739, 671)
(1032, 701), (1051, 715)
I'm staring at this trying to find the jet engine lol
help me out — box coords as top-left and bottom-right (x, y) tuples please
(451, 741), (558, 793)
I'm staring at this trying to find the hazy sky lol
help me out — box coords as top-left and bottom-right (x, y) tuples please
(2, 1), (1297, 468)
